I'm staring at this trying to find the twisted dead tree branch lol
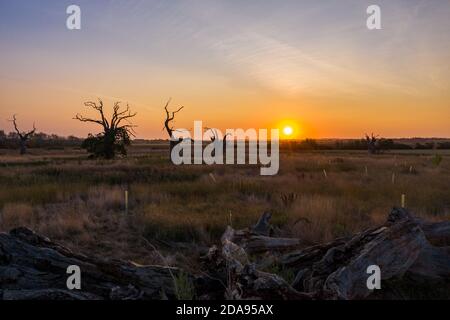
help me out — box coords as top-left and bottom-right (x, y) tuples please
(9, 115), (36, 155)
(163, 99), (184, 156)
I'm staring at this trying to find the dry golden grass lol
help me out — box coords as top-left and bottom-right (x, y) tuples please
(0, 145), (449, 263)
(1, 202), (34, 230)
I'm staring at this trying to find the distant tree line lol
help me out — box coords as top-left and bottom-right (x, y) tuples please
(282, 138), (450, 151)
(2, 131), (449, 152)
(2, 101), (450, 157)
(0, 130), (83, 150)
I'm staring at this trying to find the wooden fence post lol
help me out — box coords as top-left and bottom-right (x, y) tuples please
(125, 190), (129, 214)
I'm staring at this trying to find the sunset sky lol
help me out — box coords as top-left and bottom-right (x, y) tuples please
(0, 0), (449, 139)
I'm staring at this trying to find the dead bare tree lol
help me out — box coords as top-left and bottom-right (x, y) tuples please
(163, 99), (184, 155)
(9, 115), (36, 155)
(74, 100), (137, 159)
(365, 133), (379, 154)
(204, 127), (218, 142)
(205, 127), (231, 158)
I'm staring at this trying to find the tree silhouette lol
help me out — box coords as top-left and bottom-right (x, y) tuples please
(365, 133), (379, 154)
(74, 100), (136, 159)
(9, 114), (36, 155)
(163, 99), (184, 155)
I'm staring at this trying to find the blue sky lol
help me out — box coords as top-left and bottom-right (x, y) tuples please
(0, 0), (449, 138)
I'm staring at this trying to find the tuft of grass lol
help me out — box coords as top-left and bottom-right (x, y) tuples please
(432, 154), (443, 167)
(174, 271), (196, 300)
(0, 203), (34, 230)
(263, 264), (296, 285)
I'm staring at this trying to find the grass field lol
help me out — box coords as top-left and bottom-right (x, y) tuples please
(0, 143), (449, 266)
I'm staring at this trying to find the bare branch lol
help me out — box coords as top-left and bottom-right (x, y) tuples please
(9, 114), (36, 139)
(10, 114), (21, 137)
(73, 114), (104, 126)
(8, 114), (36, 154)
(23, 122), (36, 139)
(80, 100), (109, 130)
(163, 99), (184, 138)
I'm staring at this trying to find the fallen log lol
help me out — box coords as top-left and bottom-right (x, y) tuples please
(408, 244), (450, 281)
(243, 235), (305, 254)
(281, 207), (450, 299)
(282, 237), (350, 269)
(0, 227), (181, 300)
(1, 207), (449, 300)
(418, 221), (450, 246)
(199, 226), (312, 300)
(222, 224), (308, 254)
(251, 211), (273, 236)
(318, 218), (426, 299)
(213, 207), (450, 300)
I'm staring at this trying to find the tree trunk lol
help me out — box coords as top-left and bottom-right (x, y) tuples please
(19, 139), (26, 155)
(169, 138), (183, 160)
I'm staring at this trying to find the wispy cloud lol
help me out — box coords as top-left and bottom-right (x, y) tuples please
(209, 31), (423, 96)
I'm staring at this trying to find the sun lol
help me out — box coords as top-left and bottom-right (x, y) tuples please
(277, 119), (301, 139)
(283, 126), (293, 136)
